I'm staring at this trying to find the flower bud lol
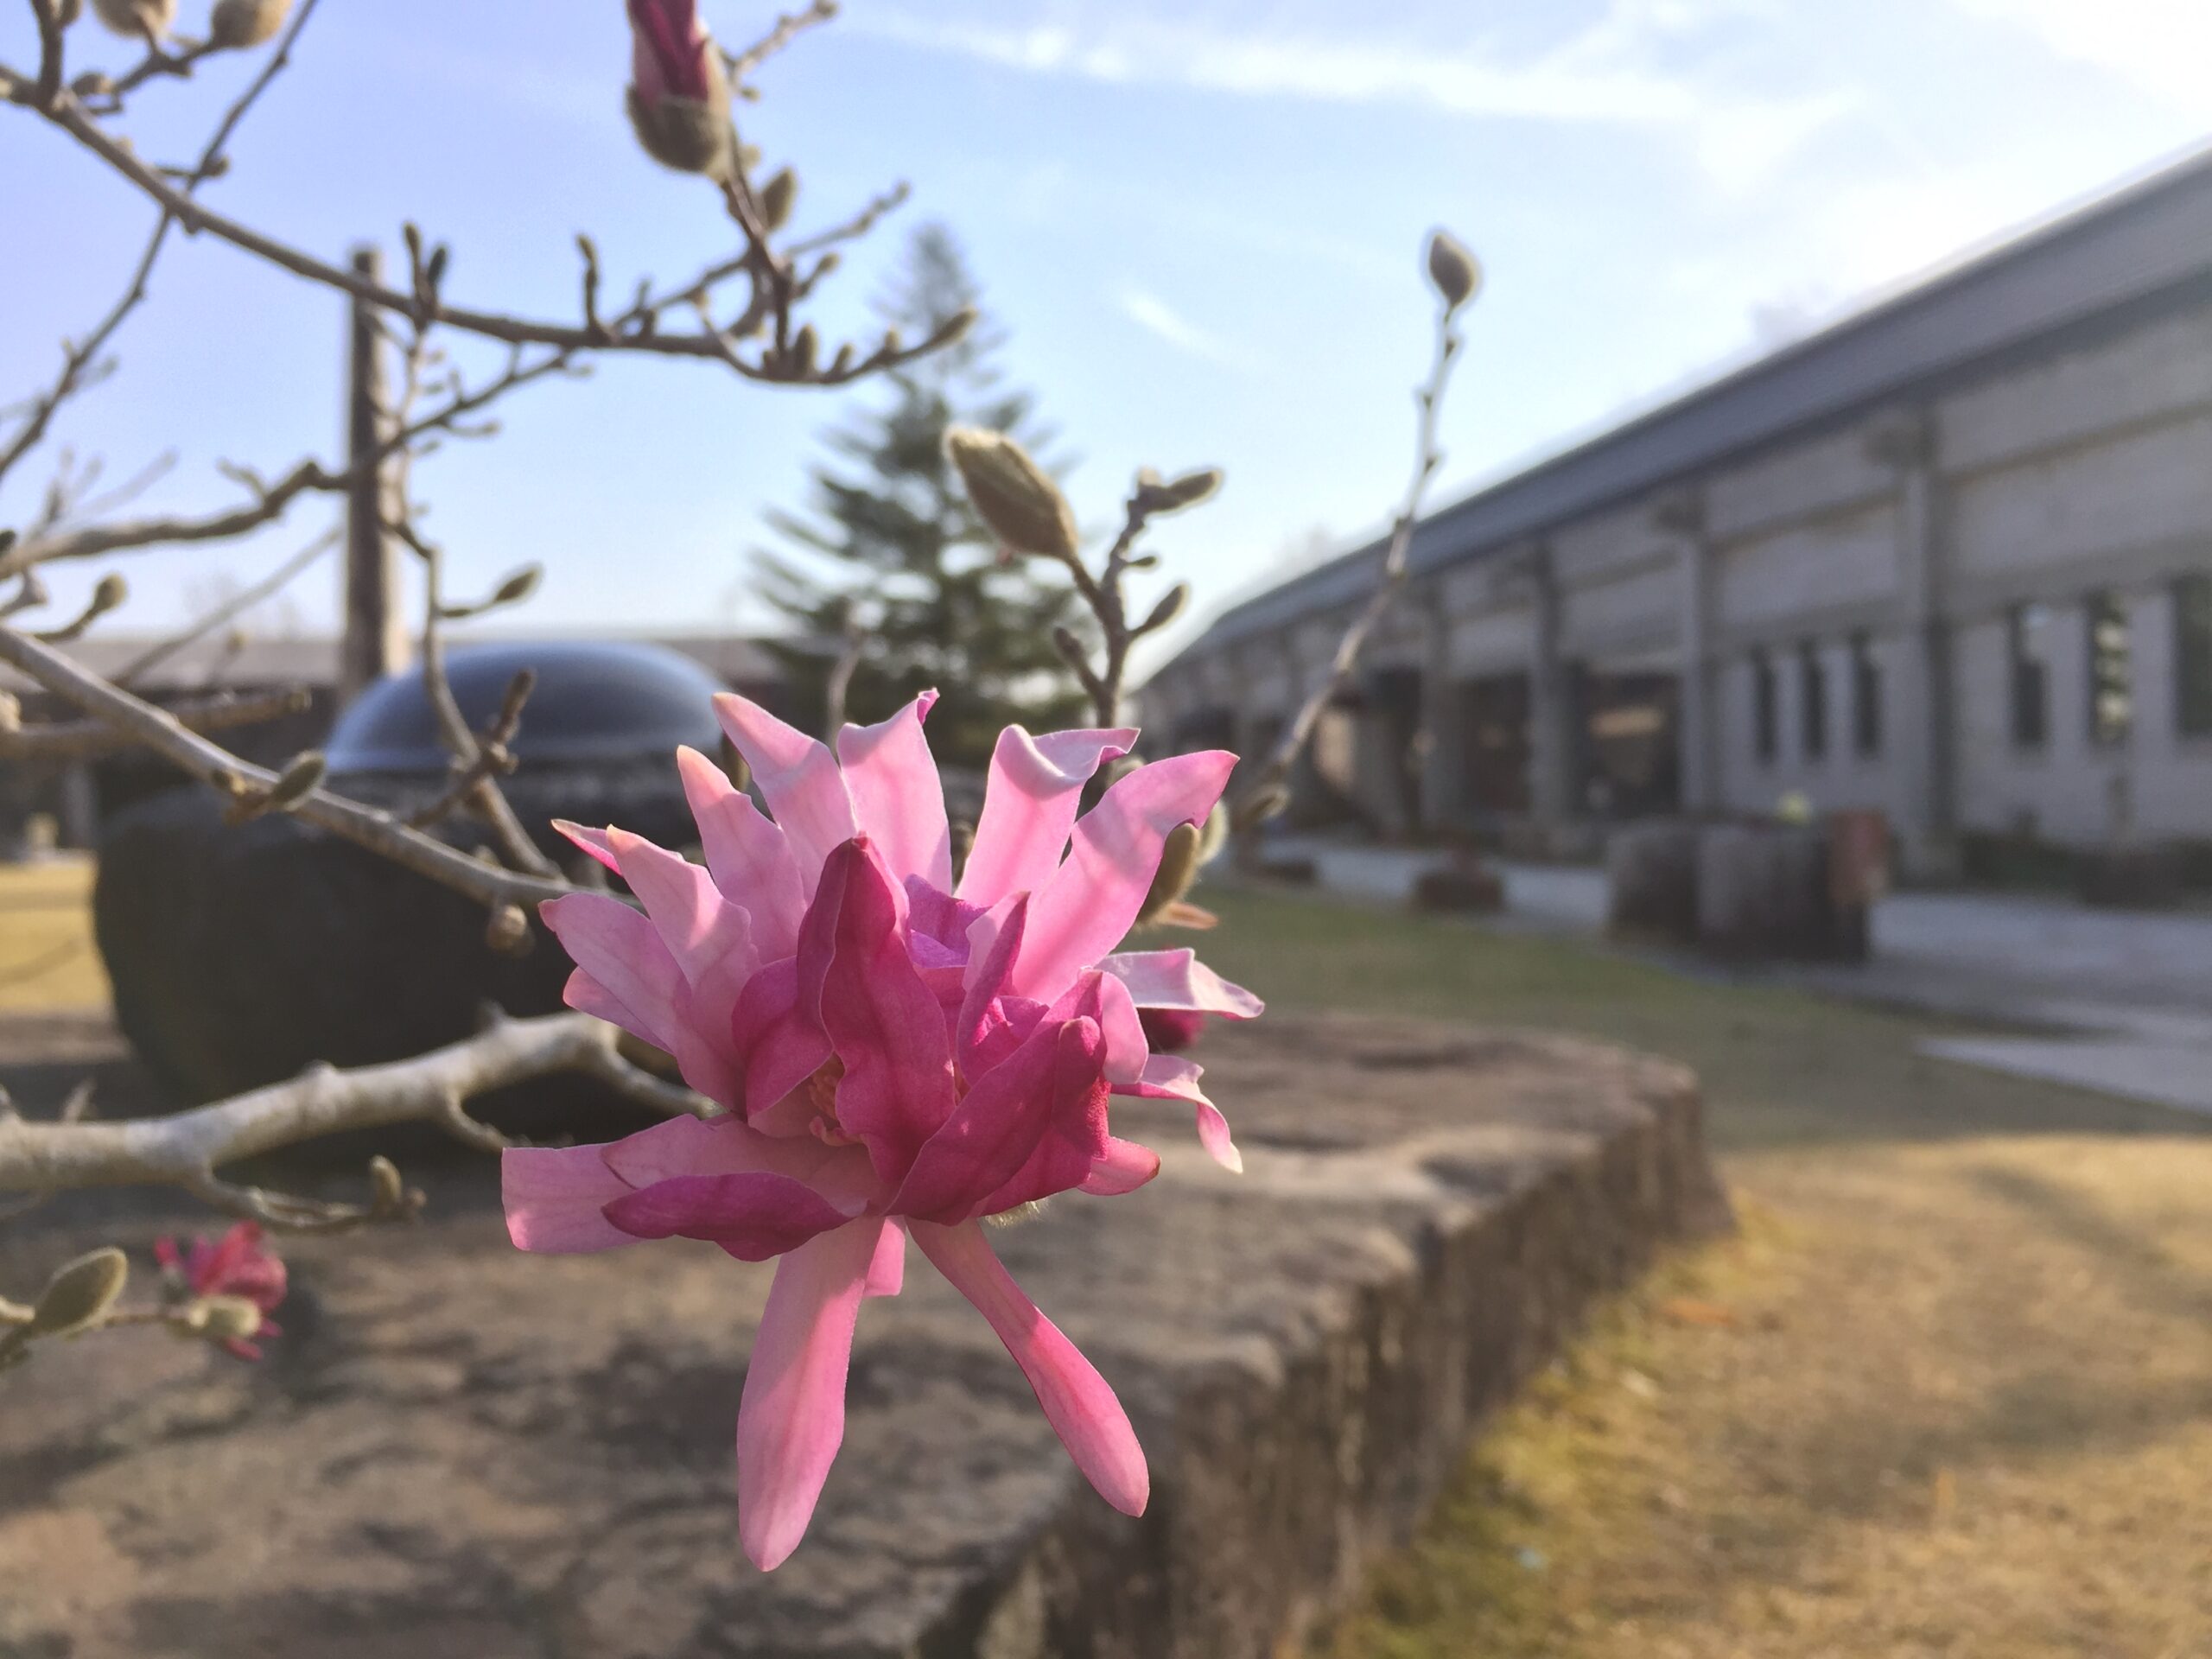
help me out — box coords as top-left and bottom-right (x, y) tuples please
(626, 0), (733, 175)
(209, 0), (289, 48)
(181, 1294), (264, 1343)
(1132, 467), (1224, 518)
(92, 0), (173, 39)
(264, 750), (326, 811)
(1426, 231), (1481, 313)
(28, 1247), (127, 1338)
(944, 428), (1078, 560)
(485, 903), (533, 957)
(1233, 782), (1291, 832)
(55, 0), (84, 25)
(1135, 820), (1204, 925)
(760, 168), (798, 234)
(490, 564), (542, 607)
(1137, 582), (1189, 635)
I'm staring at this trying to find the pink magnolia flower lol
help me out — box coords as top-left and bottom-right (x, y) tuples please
(153, 1221), (288, 1361)
(504, 692), (1262, 1569)
(626, 0), (716, 104)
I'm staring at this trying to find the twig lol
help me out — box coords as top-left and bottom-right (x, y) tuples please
(1235, 293), (1465, 815)
(0, 623), (574, 912)
(111, 529), (338, 688)
(0, 0), (323, 493)
(0, 684), (310, 760)
(726, 0), (837, 91)
(0, 1011), (712, 1230)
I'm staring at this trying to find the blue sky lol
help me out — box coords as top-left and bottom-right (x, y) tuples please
(3, 0), (2209, 676)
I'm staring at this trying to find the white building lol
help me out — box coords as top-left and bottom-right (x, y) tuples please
(1142, 150), (2212, 880)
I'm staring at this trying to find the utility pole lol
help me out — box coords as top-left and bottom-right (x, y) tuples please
(339, 244), (405, 705)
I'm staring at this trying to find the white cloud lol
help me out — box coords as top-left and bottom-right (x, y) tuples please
(1114, 285), (1246, 368)
(853, 3), (1853, 194)
(1949, 0), (2212, 111)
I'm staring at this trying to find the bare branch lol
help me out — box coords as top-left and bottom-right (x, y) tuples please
(0, 623), (574, 912)
(0, 684), (310, 760)
(1237, 295), (1466, 813)
(0, 1012), (712, 1228)
(726, 0), (837, 92)
(0, 0), (322, 493)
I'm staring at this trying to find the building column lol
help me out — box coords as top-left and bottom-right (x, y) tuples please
(1526, 543), (1577, 829)
(1869, 409), (1956, 878)
(1418, 596), (1465, 833)
(1655, 486), (1717, 814)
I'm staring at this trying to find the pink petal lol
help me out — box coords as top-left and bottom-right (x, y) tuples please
(816, 841), (958, 1185)
(713, 694), (858, 898)
(891, 1012), (1102, 1224)
(729, 957), (833, 1122)
(910, 1219), (1148, 1516)
(1080, 1136), (1161, 1196)
(736, 1218), (884, 1570)
(1009, 751), (1236, 1002)
(542, 893), (687, 1054)
(863, 1218), (907, 1299)
(836, 692), (951, 893)
(1097, 949), (1263, 1020)
(957, 726), (1138, 907)
(1090, 969), (1149, 1085)
(563, 967), (666, 1058)
(602, 1112), (821, 1186)
(1117, 1055), (1243, 1173)
(677, 747), (805, 961)
(602, 1171), (856, 1258)
(608, 829), (756, 989)
(956, 895), (1029, 1077)
(551, 819), (620, 872)
(502, 1143), (639, 1254)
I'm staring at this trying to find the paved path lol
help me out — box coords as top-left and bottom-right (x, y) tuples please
(1259, 833), (2212, 1112)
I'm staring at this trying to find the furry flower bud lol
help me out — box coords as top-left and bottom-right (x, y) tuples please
(1426, 231), (1481, 313)
(29, 1248), (127, 1338)
(944, 428), (1078, 560)
(209, 0), (289, 47)
(91, 0), (173, 39)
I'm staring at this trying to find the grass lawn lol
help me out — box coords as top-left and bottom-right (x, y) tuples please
(1193, 886), (2212, 1659)
(0, 857), (109, 1014)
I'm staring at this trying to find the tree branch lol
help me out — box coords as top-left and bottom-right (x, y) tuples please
(111, 527), (338, 688)
(0, 684), (310, 760)
(0, 1011), (712, 1229)
(0, 623), (574, 912)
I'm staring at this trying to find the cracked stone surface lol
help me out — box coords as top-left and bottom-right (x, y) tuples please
(0, 1014), (1728, 1659)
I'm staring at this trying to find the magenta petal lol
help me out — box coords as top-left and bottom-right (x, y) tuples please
(1009, 750), (1237, 1002)
(729, 957), (833, 1122)
(956, 894), (1028, 1077)
(1118, 1055), (1243, 1173)
(863, 1218), (907, 1299)
(677, 747), (806, 961)
(601, 1112), (830, 1187)
(609, 828), (757, 988)
(911, 1219), (1148, 1516)
(816, 842), (958, 1184)
(892, 1011), (1094, 1223)
(713, 693), (860, 898)
(1080, 1136), (1161, 1196)
(736, 1219), (883, 1570)
(1097, 949), (1263, 1020)
(551, 818), (620, 872)
(957, 726), (1137, 906)
(602, 1171), (855, 1258)
(542, 893), (687, 1053)
(836, 692), (952, 892)
(1090, 969), (1149, 1085)
(502, 1143), (638, 1254)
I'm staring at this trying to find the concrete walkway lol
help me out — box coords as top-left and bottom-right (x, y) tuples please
(1257, 833), (2212, 1113)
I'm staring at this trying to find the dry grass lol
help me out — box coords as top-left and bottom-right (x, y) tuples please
(0, 857), (109, 1014)
(1188, 885), (2212, 1658)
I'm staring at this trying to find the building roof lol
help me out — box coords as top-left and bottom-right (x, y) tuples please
(1160, 143), (2212, 671)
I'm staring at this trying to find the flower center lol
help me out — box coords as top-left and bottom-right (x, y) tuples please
(804, 1057), (856, 1146)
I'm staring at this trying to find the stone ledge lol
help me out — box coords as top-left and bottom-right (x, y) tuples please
(0, 1014), (1728, 1659)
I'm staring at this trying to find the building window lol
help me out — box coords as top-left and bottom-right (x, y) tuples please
(2085, 590), (2132, 747)
(2008, 602), (2050, 749)
(1798, 641), (1827, 761)
(1751, 649), (1777, 765)
(1849, 631), (1882, 758)
(2178, 574), (2212, 738)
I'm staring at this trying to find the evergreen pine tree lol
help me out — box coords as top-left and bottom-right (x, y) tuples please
(754, 223), (1085, 768)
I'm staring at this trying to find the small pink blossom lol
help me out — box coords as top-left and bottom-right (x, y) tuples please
(153, 1221), (288, 1361)
(505, 694), (1262, 1568)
